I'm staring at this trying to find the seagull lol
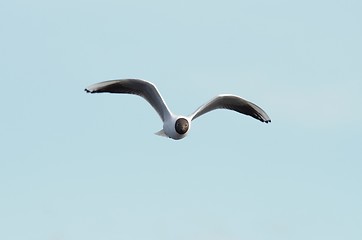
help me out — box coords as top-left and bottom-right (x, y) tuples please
(85, 79), (271, 140)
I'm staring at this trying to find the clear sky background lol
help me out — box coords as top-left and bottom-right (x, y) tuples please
(1, 0), (362, 240)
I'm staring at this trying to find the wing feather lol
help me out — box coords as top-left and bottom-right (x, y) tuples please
(190, 94), (271, 123)
(85, 79), (171, 121)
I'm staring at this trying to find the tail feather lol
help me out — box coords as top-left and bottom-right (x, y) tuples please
(155, 129), (168, 137)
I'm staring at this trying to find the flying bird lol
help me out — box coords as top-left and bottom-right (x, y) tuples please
(85, 79), (271, 140)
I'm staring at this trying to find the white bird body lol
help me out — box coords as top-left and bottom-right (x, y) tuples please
(157, 114), (191, 140)
(85, 79), (271, 140)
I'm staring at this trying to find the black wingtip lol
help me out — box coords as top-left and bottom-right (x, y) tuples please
(84, 88), (91, 93)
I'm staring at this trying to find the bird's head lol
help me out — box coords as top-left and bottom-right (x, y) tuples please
(175, 118), (189, 135)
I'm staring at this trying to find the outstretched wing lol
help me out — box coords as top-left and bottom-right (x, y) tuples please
(190, 94), (271, 123)
(85, 79), (172, 121)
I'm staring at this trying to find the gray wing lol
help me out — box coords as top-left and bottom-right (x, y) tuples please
(85, 79), (172, 121)
(190, 94), (271, 123)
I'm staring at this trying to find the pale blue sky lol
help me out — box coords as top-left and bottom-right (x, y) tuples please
(1, 0), (362, 240)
